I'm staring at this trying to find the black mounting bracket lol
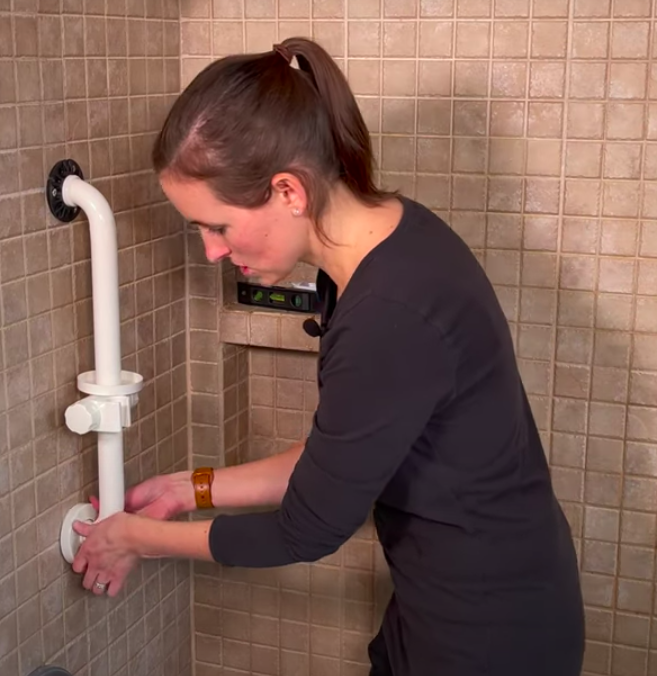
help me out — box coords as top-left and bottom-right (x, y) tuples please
(46, 159), (84, 223)
(28, 667), (73, 676)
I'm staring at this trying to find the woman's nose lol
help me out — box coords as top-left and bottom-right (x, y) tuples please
(201, 232), (230, 263)
(204, 241), (230, 263)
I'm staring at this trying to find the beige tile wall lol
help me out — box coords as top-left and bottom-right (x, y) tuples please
(181, 0), (657, 675)
(0, 2), (192, 676)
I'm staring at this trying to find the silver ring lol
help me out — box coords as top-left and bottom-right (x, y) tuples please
(94, 581), (107, 591)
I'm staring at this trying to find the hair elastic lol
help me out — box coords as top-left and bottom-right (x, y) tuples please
(273, 43), (293, 64)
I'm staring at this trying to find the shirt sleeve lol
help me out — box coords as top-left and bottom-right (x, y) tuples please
(208, 294), (457, 567)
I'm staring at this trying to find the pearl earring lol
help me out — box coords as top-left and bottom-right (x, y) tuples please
(292, 208), (301, 216)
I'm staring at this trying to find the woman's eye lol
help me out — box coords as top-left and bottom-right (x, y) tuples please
(187, 222), (226, 236)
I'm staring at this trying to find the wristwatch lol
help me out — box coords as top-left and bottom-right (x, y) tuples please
(191, 466), (215, 509)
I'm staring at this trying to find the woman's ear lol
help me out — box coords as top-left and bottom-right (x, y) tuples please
(271, 172), (308, 216)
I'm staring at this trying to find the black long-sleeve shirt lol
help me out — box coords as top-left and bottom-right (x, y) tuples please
(208, 196), (584, 676)
(209, 290), (455, 565)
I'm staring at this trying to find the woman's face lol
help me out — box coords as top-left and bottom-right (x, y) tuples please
(160, 173), (310, 286)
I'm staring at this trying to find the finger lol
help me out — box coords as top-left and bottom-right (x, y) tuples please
(72, 519), (93, 538)
(72, 548), (88, 575)
(124, 485), (146, 512)
(107, 581), (121, 598)
(89, 495), (99, 511)
(82, 563), (100, 591)
(136, 504), (166, 519)
(106, 575), (122, 598)
(92, 577), (111, 596)
(106, 559), (136, 598)
(123, 489), (136, 511)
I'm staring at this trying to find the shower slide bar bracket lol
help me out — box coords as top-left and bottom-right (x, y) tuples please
(46, 159), (144, 565)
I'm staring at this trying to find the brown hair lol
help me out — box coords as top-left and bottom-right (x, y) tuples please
(151, 37), (394, 241)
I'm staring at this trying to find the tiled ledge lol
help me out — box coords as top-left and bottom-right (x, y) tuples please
(219, 303), (320, 352)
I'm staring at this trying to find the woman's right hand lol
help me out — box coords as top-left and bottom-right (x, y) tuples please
(123, 472), (195, 520)
(91, 473), (194, 520)
(88, 472), (196, 521)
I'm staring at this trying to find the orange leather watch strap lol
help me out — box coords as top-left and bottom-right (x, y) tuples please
(192, 467), (214, 509)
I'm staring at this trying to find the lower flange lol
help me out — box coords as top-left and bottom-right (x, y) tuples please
(60, 502), (97, 563)
(46, 159), (84, 223)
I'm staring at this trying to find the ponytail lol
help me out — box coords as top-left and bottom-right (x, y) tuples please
(278, 37), (383, 202)
(152, 37), (393, 241)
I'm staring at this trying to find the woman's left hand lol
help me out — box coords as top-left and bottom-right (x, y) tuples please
(72, 511), (140, 598)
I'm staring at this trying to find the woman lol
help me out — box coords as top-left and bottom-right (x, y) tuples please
(73, 37), (585, 676)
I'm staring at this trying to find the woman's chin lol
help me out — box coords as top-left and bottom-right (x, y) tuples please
(244, 270), (268, 285)
(239, 266), (263, 283)
(238, 266), (290, 287)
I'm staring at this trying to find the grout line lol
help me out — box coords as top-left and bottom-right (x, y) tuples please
(481, 5), (494, 315)
(275, 0), (279, 41)
(5, 7), (20, 639)
(375, 0), (382, 183)
(596, 2), (617, 651)
(592, 0), (646, 655)
(410, 0), (419, 201)
(628, 0), (656, 658)
(514, 0), (533, 365)
(446, 7), (456, 228)
(547, 0), (575, 479)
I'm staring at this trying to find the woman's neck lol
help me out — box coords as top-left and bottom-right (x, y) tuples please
(303, 186), (403, 295)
